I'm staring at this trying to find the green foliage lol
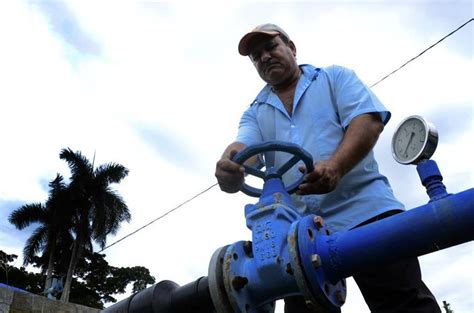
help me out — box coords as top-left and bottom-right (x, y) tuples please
(0, 249), (155, 309)
(0, 251), (43, 294)
(58, 148), (131, 302)
(8, 148), (132, 303)
(0, 250), (17, 264)
(71, 251), (155, 307)
(8, 173), (71, 267)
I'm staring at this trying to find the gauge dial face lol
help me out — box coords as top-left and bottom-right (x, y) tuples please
(391, 116), (438, 165)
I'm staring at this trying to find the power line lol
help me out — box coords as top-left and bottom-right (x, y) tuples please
(99, 183), (218, 252)
(370, 18), (473, 88)
(99, 18), (472, 252)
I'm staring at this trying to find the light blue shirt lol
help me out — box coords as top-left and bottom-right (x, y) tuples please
(236, 64), (404, 232)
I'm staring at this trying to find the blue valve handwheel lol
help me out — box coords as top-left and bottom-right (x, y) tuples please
(232, 141), (314, 197)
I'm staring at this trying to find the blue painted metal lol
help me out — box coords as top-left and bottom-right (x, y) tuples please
(232, 140), (314, 197)
(290, 157), (474, 311)
(288, 217), (346, 312)
(213, 142), (474, 313)
(104, 142), (474, 313)
(302, 188), (474, 285)
(417, 159), (449, 201)
(221, 177), (302, 312)
(218, 142), (344, 312)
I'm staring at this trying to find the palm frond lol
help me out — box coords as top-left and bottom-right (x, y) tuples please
(48, 173), (67, 199)
(58, 148), (130, 252)
(9, 203), (47, 230)
(59, 148), (93, 180)
(23, 226), (49, 265)
(95, 163), (129, 185)
(91, 189), (130, 249)
(96, 190), (130, 231)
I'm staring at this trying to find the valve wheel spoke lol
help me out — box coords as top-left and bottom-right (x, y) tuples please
(277, 155), (302, 177)
(243, 165), (266, 179)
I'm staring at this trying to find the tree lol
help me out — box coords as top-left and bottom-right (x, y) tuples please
(59, 148), (130, 302)
(0, 250), (17, 285)
(0, 250), (155, 309)
(8, 174), (72, 293)
(70, 251), (155, 308)
(0, 250), (44, 294)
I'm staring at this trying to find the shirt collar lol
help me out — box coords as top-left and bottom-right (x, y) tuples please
(252, 64), (320, 110)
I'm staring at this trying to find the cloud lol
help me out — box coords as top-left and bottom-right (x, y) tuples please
(32, 0), (101, 59)
(428, 104), (473, 140)
(132, 123), (206, 174)
(1, 2), (472, 312)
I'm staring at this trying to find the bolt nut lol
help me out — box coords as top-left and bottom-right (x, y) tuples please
(313, 216), (324, 229)
(311, 254), (322, 268)
(273, 192), (283, 202)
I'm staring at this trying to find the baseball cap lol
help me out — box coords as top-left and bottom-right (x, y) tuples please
(238, 23), (290, 56)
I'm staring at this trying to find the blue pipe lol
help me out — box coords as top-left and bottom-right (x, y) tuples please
(216, 155), (474, 312)
(303, 188), (474, 284)
(104, 139), (474, 313)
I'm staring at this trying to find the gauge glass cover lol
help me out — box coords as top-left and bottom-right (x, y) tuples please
(391, 115), (438, 165)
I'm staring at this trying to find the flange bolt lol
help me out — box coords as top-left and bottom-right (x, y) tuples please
(313, 216), (324, 229)
(311, 254), (322, 268)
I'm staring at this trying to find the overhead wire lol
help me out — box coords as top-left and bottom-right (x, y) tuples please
(99, 18), (473, 253)
(99, 183), (218, 252)
(370, 18), (473, 88)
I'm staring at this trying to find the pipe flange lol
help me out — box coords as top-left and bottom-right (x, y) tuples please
(288, 220), (330, 312)
(209, 245), (235, 313)
(298, 215), (346, 310)
(288, 217), (346, 312)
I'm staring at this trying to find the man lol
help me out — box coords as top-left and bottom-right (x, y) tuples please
(215, 23), (440, 312)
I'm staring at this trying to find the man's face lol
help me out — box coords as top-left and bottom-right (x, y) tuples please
(249, 36), (298, 86)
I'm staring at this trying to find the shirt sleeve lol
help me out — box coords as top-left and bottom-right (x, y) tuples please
(235, 105), (263, 146)
(329, 65), (391, 129)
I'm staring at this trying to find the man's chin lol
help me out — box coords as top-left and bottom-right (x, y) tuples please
(264, 70), (285, 83)
(265, 66), (281, 75)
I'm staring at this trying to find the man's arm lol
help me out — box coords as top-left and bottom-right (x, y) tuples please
(297, 113), (384, 195)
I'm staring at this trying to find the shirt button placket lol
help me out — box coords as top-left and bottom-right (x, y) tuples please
(290, 122), (301, 144)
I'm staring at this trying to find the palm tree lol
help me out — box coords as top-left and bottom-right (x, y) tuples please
(8, 174), (72, 293)
(59, 148), (130, 302)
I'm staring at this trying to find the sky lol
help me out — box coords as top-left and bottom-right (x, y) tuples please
(0, 0), (472, 312)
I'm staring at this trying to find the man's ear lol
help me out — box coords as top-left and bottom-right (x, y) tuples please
(288, 40), (297, 57)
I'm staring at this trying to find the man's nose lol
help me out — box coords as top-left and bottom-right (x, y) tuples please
(260, 50), (271, 62)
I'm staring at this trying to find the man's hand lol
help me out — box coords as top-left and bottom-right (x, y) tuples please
(296, 113), (384, 195)
(296, 160), (343, 195)
(215, 142), (247, 193)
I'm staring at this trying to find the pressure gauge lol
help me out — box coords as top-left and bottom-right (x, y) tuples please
(391, 115), (438, 165)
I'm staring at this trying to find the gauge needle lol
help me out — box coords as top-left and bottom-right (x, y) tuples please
(403, 132), (415, 157)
